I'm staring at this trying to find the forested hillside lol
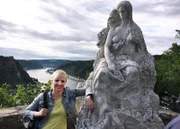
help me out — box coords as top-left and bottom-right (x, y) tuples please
(56, 60), (94, 79)
(154, 43), (180, 96)
(18, 59), (69, 70)
(0, 56), (35, 88)
(18, 60), (43, 69)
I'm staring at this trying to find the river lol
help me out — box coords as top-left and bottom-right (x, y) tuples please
(26, 69), (79, 89)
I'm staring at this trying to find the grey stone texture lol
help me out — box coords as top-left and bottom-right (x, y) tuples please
(0, 106), (27, 129)
(77, 1), (164, 129)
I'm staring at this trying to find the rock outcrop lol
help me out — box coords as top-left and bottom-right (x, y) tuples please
(0, 56), (35, 88)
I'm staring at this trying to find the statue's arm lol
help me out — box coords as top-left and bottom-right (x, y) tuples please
(84, 72), (95, 111)
(85, 72), (93, 96)
(104, 29), (115, 71)
(85, 81), (93, 96)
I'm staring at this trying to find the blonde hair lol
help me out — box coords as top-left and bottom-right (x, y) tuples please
(51, 69), (68, 82)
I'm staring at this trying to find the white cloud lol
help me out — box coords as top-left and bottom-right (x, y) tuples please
(0, 0), (179, 60)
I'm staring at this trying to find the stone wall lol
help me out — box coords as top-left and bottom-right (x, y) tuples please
(159, 107), (180, 125)
(0, 106), (179, 129)
(0, 106), (27, 129)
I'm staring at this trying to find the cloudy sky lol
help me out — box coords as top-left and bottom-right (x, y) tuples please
(0, 0), (179, 60)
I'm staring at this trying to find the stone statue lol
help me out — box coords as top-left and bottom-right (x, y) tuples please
(77, 1), (164, 129)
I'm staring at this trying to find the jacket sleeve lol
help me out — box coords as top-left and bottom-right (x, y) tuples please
(24, 93), (43, 120)
(74, 89), (86, 97)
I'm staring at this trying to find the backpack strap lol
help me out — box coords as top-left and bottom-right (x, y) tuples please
(43, 91), (49, 109)
(35, 92), (48, 129)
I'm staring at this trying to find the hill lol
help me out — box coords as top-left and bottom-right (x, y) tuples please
(0, 56), (35, 88)
(18, 60), (43, 70)
(18, 59), (69, 70)
(56, 60), (94, 79)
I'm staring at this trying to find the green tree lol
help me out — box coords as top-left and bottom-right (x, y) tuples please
(0, 84), (14, 107)
(155, 43), (180, 96)
(175, 29), (180, 39)
(13, 84), (42, 105)
(0, 82), (51, 108)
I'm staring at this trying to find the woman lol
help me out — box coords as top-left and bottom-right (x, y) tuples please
(24, 69), (92, 129)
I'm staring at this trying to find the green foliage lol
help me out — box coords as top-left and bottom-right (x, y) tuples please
(58, 60), (93, 79)
(175, 29), (180, 39)
(155, 43), (180, 96)
(0, 84), (14, 107)
(43, 80), (51, 91)
(85, 71), (90, 80)
(0, 82), (51, 108)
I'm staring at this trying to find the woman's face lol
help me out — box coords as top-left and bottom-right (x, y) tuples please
(51, 74), (67, 92)
(118, 5), (128, 19)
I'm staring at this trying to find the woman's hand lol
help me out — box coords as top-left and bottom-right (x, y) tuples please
(34, 108), (48, 117)
(85, 95), (95, 112)
(108, 63), (115, 72)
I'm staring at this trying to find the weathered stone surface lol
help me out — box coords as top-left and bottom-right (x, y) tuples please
(0, 106), (27, 129)
(78, 1), (164, 129)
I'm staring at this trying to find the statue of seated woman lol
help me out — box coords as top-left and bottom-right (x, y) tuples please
(77, 1), (164, 129)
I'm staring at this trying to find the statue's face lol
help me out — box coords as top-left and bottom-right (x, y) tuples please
(108, 10), (119, 28)
(118, 6), (128, 19)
